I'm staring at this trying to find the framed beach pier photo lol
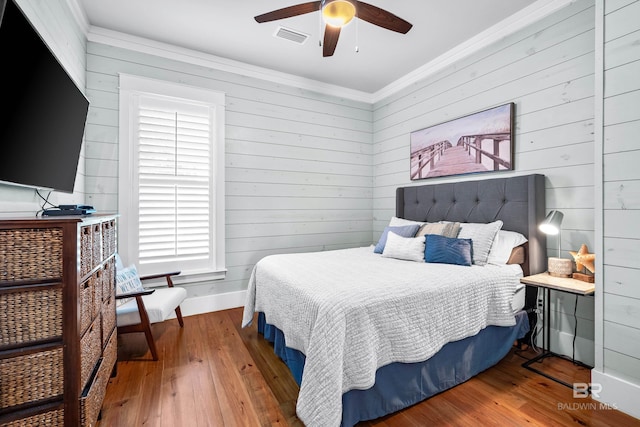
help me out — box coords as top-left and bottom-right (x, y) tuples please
(410, 103), (514, 180)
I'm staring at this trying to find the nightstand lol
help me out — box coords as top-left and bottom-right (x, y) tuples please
(519, 272), (595, 388)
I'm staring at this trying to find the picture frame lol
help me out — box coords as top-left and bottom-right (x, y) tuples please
(410, 103), (514, 180)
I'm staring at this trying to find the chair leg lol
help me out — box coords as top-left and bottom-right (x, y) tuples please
(175, 306), (184, 328)
(135, 295), (158, 361)
(143, 321), (159, 361)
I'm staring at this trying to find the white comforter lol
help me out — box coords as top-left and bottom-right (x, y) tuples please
(242, 246), (521, 427)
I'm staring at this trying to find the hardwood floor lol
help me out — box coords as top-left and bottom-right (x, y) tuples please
(99, 308), (640, 426)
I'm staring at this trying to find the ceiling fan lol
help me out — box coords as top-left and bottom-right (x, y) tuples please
(254, 0), (413, 57)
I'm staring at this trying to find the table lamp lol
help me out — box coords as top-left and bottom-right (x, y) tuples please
(539, 210), (572, 277)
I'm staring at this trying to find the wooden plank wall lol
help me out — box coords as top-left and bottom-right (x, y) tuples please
(83, 43), (373, 298)
(371, 1), (597, 364)
(602, 0), (640, 386)
(5, 0), (631, 375)
(0, 0), (87, 216)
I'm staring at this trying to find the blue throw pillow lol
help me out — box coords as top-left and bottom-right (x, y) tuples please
(424, 234), (473, 266)
(374, 224), (420, 254)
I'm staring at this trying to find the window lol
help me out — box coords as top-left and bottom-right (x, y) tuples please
(118, 74), (225, 281)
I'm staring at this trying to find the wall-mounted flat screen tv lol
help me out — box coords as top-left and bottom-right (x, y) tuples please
(0, 0), (89, 194)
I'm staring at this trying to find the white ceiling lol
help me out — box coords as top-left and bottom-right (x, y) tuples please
(77, 0), (563, 96)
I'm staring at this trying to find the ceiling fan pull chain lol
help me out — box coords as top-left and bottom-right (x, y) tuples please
(355, 8), (359, 53)
(318, 2), (323, 47)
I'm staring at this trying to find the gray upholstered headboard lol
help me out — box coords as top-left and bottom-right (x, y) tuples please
(396, 174), (546, 275)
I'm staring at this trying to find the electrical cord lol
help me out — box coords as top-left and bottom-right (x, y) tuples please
(35, 189), (57, 217)
(573, 294), (578, 363)
(530, 287), (543, 353)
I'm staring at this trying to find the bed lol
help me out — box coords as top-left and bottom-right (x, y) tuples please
(242, 173), (546, 426)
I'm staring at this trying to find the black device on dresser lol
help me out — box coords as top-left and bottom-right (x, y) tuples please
(43, 205), (96, 216)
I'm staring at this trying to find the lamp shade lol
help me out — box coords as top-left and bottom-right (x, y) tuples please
(539, 210), (564, 235)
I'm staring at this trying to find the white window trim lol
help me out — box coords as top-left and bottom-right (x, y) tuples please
(118, 73), (226, 282)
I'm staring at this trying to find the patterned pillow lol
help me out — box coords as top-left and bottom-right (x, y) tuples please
(382, 232), (426, 262)
(373, 224), (420, 254)
(416, 221), (461, 238)
(115, 264), (144, 295)
(457, 220), (503, 265)
(424, 234), (473, 266)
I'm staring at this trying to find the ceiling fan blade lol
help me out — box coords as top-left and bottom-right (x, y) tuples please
(357, 2), (412, 34)
(323, 24), (341, 57)
(254, 1), (321, 23)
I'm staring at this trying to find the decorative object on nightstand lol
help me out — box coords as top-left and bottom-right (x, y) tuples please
(539, 210), (572, 277)
(569, 244), (595, 283)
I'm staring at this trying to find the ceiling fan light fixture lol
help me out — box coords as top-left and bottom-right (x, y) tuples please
(322, 0), (356, 28)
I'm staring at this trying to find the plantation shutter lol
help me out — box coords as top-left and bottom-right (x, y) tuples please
(135, 95), (214, 271)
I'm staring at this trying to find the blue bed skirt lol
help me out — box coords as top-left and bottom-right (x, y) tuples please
(258, 310), (530, 427)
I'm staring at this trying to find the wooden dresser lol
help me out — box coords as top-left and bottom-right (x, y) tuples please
(0, 215), (118, 426)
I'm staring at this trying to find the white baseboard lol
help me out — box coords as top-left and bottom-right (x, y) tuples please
(591, 370), (640, 420)
(166, 290), (247, 318)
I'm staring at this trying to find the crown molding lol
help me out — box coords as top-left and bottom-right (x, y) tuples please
(81, 0), (573, 105)
(86, 26), (374, 104)
(371, 0), (576, 103)
(65, 0), (90, 34)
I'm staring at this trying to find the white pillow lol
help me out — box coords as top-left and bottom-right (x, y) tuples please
(457, 220), (504, 266)
(115, 264), (144, 295)
(381, 231), (426, 262)
(388, 216), (425, 228)
(487, 230), (528, 265)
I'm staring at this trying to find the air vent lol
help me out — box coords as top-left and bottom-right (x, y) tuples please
(273, 26), (309, 45)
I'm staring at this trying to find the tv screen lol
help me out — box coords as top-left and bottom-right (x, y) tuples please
(0, 0), (89, 194)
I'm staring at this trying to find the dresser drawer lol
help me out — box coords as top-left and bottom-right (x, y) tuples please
(0, 347), (64, 410)
(80, 225), (93, 277)
(0, 286), (63, 348)
(102, 328), (117, 375)
(102, 258), (115, 302)
(102, 220), (116, 261)
(80, 352), (111, 427)
(80, 318), (101, 391)
(80, 278), (94, 336)
(0, 228), (63, 283)
(1, 406), (64, 427)
(91, 224), (102, 270)
(101, 297), (116, 348)
(92, 270), (103, 319)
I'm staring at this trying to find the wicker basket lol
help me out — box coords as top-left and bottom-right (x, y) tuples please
(80, 349), (112, 427)
(2, 407), (64, 427)
(108, 219), (116, 257)
(92, 270), (103, 319)
(103, 329), (117, 373)
(0, 347), (64, 410)
(101, 221), (115, 261)
(80, 226), (92, 277)
(80, 318), (101, 390)
(0, 287), (63, 348)
(80, 278), (93, 336)
(0, 228), (63, 283)
(102, 258), (115, 302)
(92, 224), (102, 269)
(102, 297), (116, 348)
